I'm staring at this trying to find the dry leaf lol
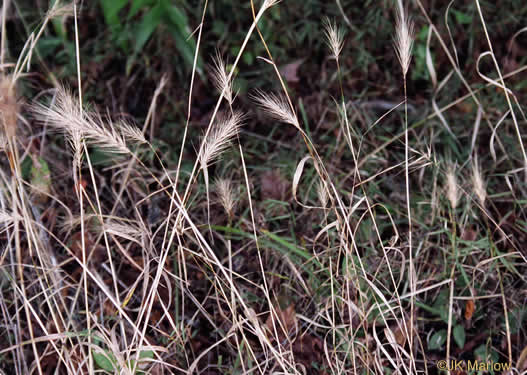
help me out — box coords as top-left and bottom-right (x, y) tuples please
(279, 59), (304, 83)
(464, 299), (475, 321)
(455, 101), (475, 114)
(517, 345), (527, 371)
(265, 303), (297, 342)
(260, 170), (289, 201)
(385, 318), (413, 347)
(461, 228), (477, 241)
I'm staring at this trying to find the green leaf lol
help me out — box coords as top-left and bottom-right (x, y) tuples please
(30, 157), (51, 201)
(451, 9), (472, 25)
(429, 329), (447, 350)
(243, 52), (254, 65)
(505, 307), (526, 333)
(36, 37), (63, 59)
(453, 325), (466, 348)
(474, 344), (498, 363)
(134, 4), (164, 52)
(168, 28), (199, 70)
(162, 2), (189, 32)
(99, 0), (128, 28)
(21, 156), (33, 181)
(93, 350), (117, 372)
(129, 0), (155, 19)
(161, 3), (199, 71)
(139, 350), (154, 359)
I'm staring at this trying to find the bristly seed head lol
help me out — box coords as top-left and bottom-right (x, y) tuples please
(210, 51), (234, 105)
(199, 110), (244, 169)
(31, 86), (145, 155)
(317, 180), (328, 209)
(215, 178), (236, 218)
(46, 2), (75, 20)
(323, 18), (345, 62)
(251, 90), (299, 129)
(445, 163), (459, 209)
(394, 6), (415, 77)
(471, 157), (487, 207)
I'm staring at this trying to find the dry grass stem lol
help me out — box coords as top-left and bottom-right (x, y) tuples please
(264, 0), (282, 10)
(0, 75), (18, 138)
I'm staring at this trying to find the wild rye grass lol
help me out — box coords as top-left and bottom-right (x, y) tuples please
(1, 0), (527, 374)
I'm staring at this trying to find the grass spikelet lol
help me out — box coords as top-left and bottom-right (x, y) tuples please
(394, 6), (414, 77)
(105, 220), (145, 246)
(210, 51), (234, 105)
(117, 119), (148, 145)
(215, 178), (236, 218)
(251, 90), (299, 128)
(445, 164), (459, 209)
(31, 86), (144, 155)
(323, 18), (345, 61)
(0, 75), (18, 138)
(199, 110), (244, 169)
(46, 2), (75, 19)
(471, 157), (486, 207)
(317, 180), (328, 208)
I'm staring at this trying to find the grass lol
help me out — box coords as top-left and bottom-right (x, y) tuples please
(1, 0), (527, 374)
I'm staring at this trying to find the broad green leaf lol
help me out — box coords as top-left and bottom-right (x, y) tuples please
(429, 329), (447, 350)
(474, 344), (499, 363)
(93, 350), (117, 372)
(134, 4), (164, 52)
(129, 0), (155, 19)
(168, 28), (200, 71)
(162, 1), (189, 32)
(99, 0), (128, 28)
(453, 325), (466, 348)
